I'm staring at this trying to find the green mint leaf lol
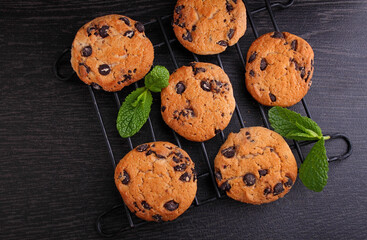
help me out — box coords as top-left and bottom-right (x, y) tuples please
(116, 87), (153, 138)
(299, 138), (329, 192)
(269, 106), (323, 141)
(144, 65), (170, 92)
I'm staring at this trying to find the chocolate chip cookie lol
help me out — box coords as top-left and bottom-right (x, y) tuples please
(173, 0), (247, 55)
(71, 14), (154, 92)
(114, 142), (197, 222)
(214, 127), (297, 204)
(161, 62), (236, 142)
(245, 32), (314, 107)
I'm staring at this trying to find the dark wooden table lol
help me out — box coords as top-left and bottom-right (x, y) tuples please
(1, 0), (366, 239)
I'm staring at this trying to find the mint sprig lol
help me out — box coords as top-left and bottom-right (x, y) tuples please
(268, 106), (330, 192)
(116, 66), (169, 138)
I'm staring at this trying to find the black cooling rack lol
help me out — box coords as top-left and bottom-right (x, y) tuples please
(54, 0), (352, 237)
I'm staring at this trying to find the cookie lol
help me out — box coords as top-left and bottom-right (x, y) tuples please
(173, 0), (246, 55)
(214, 127), (297, 205)
(70, 14), (154, 92)
(161, 62), (236, 142)
(245, 32), (314, 107)
(114, 142), (197, 222)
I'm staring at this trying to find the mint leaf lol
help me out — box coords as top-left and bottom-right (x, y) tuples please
(269, 106), (323, 141)
(144, 65), (170, 92)
(116, 87), (152, 138)
(299, 138), (329, 192)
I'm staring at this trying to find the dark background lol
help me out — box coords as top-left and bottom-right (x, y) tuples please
(1, 0), (366, 239)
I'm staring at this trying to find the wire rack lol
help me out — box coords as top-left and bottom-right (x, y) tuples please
(54, 0), (352, 237)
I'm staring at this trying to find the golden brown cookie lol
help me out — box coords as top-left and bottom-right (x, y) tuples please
(173, 0), (246, 55)
(70, 14), (154, 92)
(161, 62), (236, 142)
(214, 127), (297, 205)
(245, 32), (314, 107)
(114, 142), (197, 222)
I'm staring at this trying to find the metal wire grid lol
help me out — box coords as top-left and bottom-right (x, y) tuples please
(53, 0), (352, 237)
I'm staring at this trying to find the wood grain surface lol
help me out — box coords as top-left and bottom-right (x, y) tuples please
(0, 0), (366, 239)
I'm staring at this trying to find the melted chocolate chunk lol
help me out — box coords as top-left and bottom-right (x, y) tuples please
(175, 152), (184, 158)
(179, 172), (191, 182)
(135, 22), (145, 33)
(258, 169), (268, 177)
(175, 82), (186, 94)
(146, 149), (153, 156)
(243, 173), (256, 186)
(226, 2), (234, 13)
(81, 46), (92, 57)
(98, 64), (111, 75)
(273, 183), (284, 195)
(300, 68), (306, 79)
(191, 168), (197, 182)
(91, 82), (101, 90)
(291, 40), (298, 51)
(284, 177), (293, 187)
(228, 28), (235, 39)
(164, 200), (179, 211)
(175, 5), (185, 14)
(136, 144), (149, 152)
(120, 170), (130, 185)
(249, 70), (255, 77)
(271, 31), (284, 39)
(141, 201), (152, 210)
(193, 67), (206, 75)
(221, 146), (236, 158)
(215, 169), (222, 181)
(87, 26), (96, 36)
(182, 31), (192, 42)
(269, 93), (276, 102)
(217, 40), (228, 47)
(124, 30), (135, 38)
(174, 163), (187, 171)
(200, 81), (211, 91)
(192, 25), (197, 31)
(219, 180), (231, 191)
(152, 214), (162, 222)
(248, 52), (257, 63)
(260, 58), (268, 71)
(119, 17), (130, 26)
(264, 187), (272, 195)
(99, 25), (109, 38)
(161, 106), (166, 112)
(172, 156), (180, 163)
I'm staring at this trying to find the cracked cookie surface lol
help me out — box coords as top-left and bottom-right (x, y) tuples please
(214, 127), (297, 204)
(245, 32), (314, 107)
(173, 0), (246, 55)
(161, 62), (236, 142)
(114, 142), (197, 222)
(71, 14), (154, 92)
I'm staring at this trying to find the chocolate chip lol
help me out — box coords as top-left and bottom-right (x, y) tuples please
(258, 169), (268, 177)
(123, 74), (132, 82)
(291, 40), (298, 51)
(174, 163), (187, 171)
(91, 82), (101, 90)
(300, 68), (306, 79)
(164, 200), (179, 211)
(200, 81), (211, 91)
(215, 169), (222, 181)
(119, 17), (130, 26)
(305, 71), (311, 82)
(192, 25), (196, 31)
(136, 144), (149, 152)
(182, 31), (192, 42)
(193, 67), (206, 75)
(228, 28), (235, 39)
(172, 157), (180, 163)
(79, 63), (90, 73)
(245, 131), (250, 135)
(175, 5), (185, 14)
(152, 214), (162, 222)
(175, 151), (184, 158)
(226, 2), (234, 12)
(264, 187), (272, 195)
(121, 170), (130, 185)
(260, 58), (268, 71)
(191, 168), (197, 182)
(124, 30), (134, 38)
(146, 150), (153, 156)
(269, 93), (276, 102)
(81, 46), (92, 57)
(161, 106), (166, 112)
(248, 52), (257, 63)
(99, 25), (109, 38)
(135, 22), (145, 33)
(175, 82), (186, 94)
(284, 176), (293, 187)
(243, 173), (256, 186)
(141, 201), (152, 210)
(249, 70), (255, 77)
(156, 154), (165, 159)
(221, 146), (236, 158)
(219, 181), (231, 191)
(273, 183), (284, 195)
(87, 26), (96, 36)
(179, 108), (195, 118)
(271, 31), (284, 38)
(98, 64), (110, 75)
(179, 172), (191, 182)
(217, 40), (228, 47)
